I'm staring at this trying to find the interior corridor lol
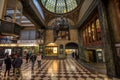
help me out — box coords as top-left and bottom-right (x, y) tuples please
(0, 59), (111, 80)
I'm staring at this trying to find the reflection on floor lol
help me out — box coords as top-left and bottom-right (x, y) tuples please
(0, 59), (111, 80)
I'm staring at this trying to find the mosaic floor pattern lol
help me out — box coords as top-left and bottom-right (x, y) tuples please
(0, 59), (111, 80)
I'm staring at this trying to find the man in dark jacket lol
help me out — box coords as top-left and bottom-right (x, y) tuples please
(4, 54), (11, 77)
(14, 54), (22, 77)
(30, 53), (36, 71)
(26, 52), (29, 63)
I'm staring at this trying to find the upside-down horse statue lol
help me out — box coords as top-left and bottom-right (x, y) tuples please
(53, 17), (70, 42)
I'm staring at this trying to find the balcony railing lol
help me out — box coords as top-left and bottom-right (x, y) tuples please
(0, 19), (22, 36)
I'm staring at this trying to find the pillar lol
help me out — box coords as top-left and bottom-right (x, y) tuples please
(13, 0), (18, 23)
(0, 0), (6, 19)
(98, 0), (117, 77)
(77, 29), (85, 60)
(58, 44), (66, 58)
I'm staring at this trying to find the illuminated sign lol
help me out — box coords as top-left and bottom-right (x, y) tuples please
(17, 40), (43, 44)
(0, 38), (12, 44)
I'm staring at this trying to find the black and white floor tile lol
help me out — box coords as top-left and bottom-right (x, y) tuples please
(0, 59), (112, 80)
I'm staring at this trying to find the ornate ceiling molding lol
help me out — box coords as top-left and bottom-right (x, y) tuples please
(38, 0), (84, 26)
(20, 0), (84, 28)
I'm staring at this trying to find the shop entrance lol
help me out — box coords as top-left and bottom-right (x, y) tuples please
(45, 43), (58, 56)
(85, 49), (104, 63)
(86, 50), (97, 62)
(65, 42), (78, 59)
(0, 47), (23, 58)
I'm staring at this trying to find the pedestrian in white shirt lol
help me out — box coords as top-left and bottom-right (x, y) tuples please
(37, 53), (41, 68)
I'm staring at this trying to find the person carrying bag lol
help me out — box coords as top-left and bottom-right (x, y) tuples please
(37, 53), (42, 68)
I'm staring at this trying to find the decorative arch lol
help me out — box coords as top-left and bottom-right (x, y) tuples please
(48, 17), (75, 26)
(46, 43), (58, 46)
(65, 42), (78, 49)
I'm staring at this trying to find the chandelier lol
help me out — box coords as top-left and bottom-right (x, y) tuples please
(53, 16), (70, 42)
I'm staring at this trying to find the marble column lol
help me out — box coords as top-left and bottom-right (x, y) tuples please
(0, 0), (6, 19)
(98, 0), (117, 77)
(105, 0), (120, 77)
(77, 29), (85, 61)
(58, 44), (65, 58)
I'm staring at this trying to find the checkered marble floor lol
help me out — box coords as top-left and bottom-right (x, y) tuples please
(0, 59), (111, 80)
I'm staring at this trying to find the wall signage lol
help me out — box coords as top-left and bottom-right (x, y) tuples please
(17, 40), (43, 44)
(0, 38), (12, 44)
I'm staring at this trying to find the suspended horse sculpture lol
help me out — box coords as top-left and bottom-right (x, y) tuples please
(53, 17), (70, 42)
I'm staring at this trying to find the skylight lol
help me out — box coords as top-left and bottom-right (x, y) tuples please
(41, 0), (78, 14)
(33, 0), (45, 19)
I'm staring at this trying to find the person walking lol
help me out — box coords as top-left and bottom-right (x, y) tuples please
(25, 51), (29, 63)
(30, 53), (36, 71)
(4, 54), (11, 77)
(14, 54), (23, 77)
(37, 53), (42, 68)
(11, 53), (16, 75)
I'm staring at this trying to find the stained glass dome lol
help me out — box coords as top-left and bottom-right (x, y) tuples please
(41, 0), (78, 14)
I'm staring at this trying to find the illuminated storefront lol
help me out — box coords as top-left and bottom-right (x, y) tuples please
(45, 43), (58, 56)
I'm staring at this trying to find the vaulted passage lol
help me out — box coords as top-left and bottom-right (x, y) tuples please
(0, 0), (120, 79)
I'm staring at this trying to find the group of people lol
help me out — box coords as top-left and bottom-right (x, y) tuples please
(4, 51), (42, 77)
(4, 52), (22, 77)
(25, 51), (42, 70)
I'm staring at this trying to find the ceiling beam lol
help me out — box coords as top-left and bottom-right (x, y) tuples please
(20, 0), (46, 29)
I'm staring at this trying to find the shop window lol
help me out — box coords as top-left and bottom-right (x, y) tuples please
(92, 22), (95, 41)
(45, 43), (58, 56)
(96, 19), (101, 41)
(85, 27), (88, 44)
(88, 25), (91, 43)
(83, 31), (86, 45)
(81, 16), (102, 46)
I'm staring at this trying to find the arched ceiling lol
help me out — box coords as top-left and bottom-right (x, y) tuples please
(20, 0), (84, 28)
(42, 6), (81, 26)
(41, 0), (78, 14)
(39, 0), (84, 26)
